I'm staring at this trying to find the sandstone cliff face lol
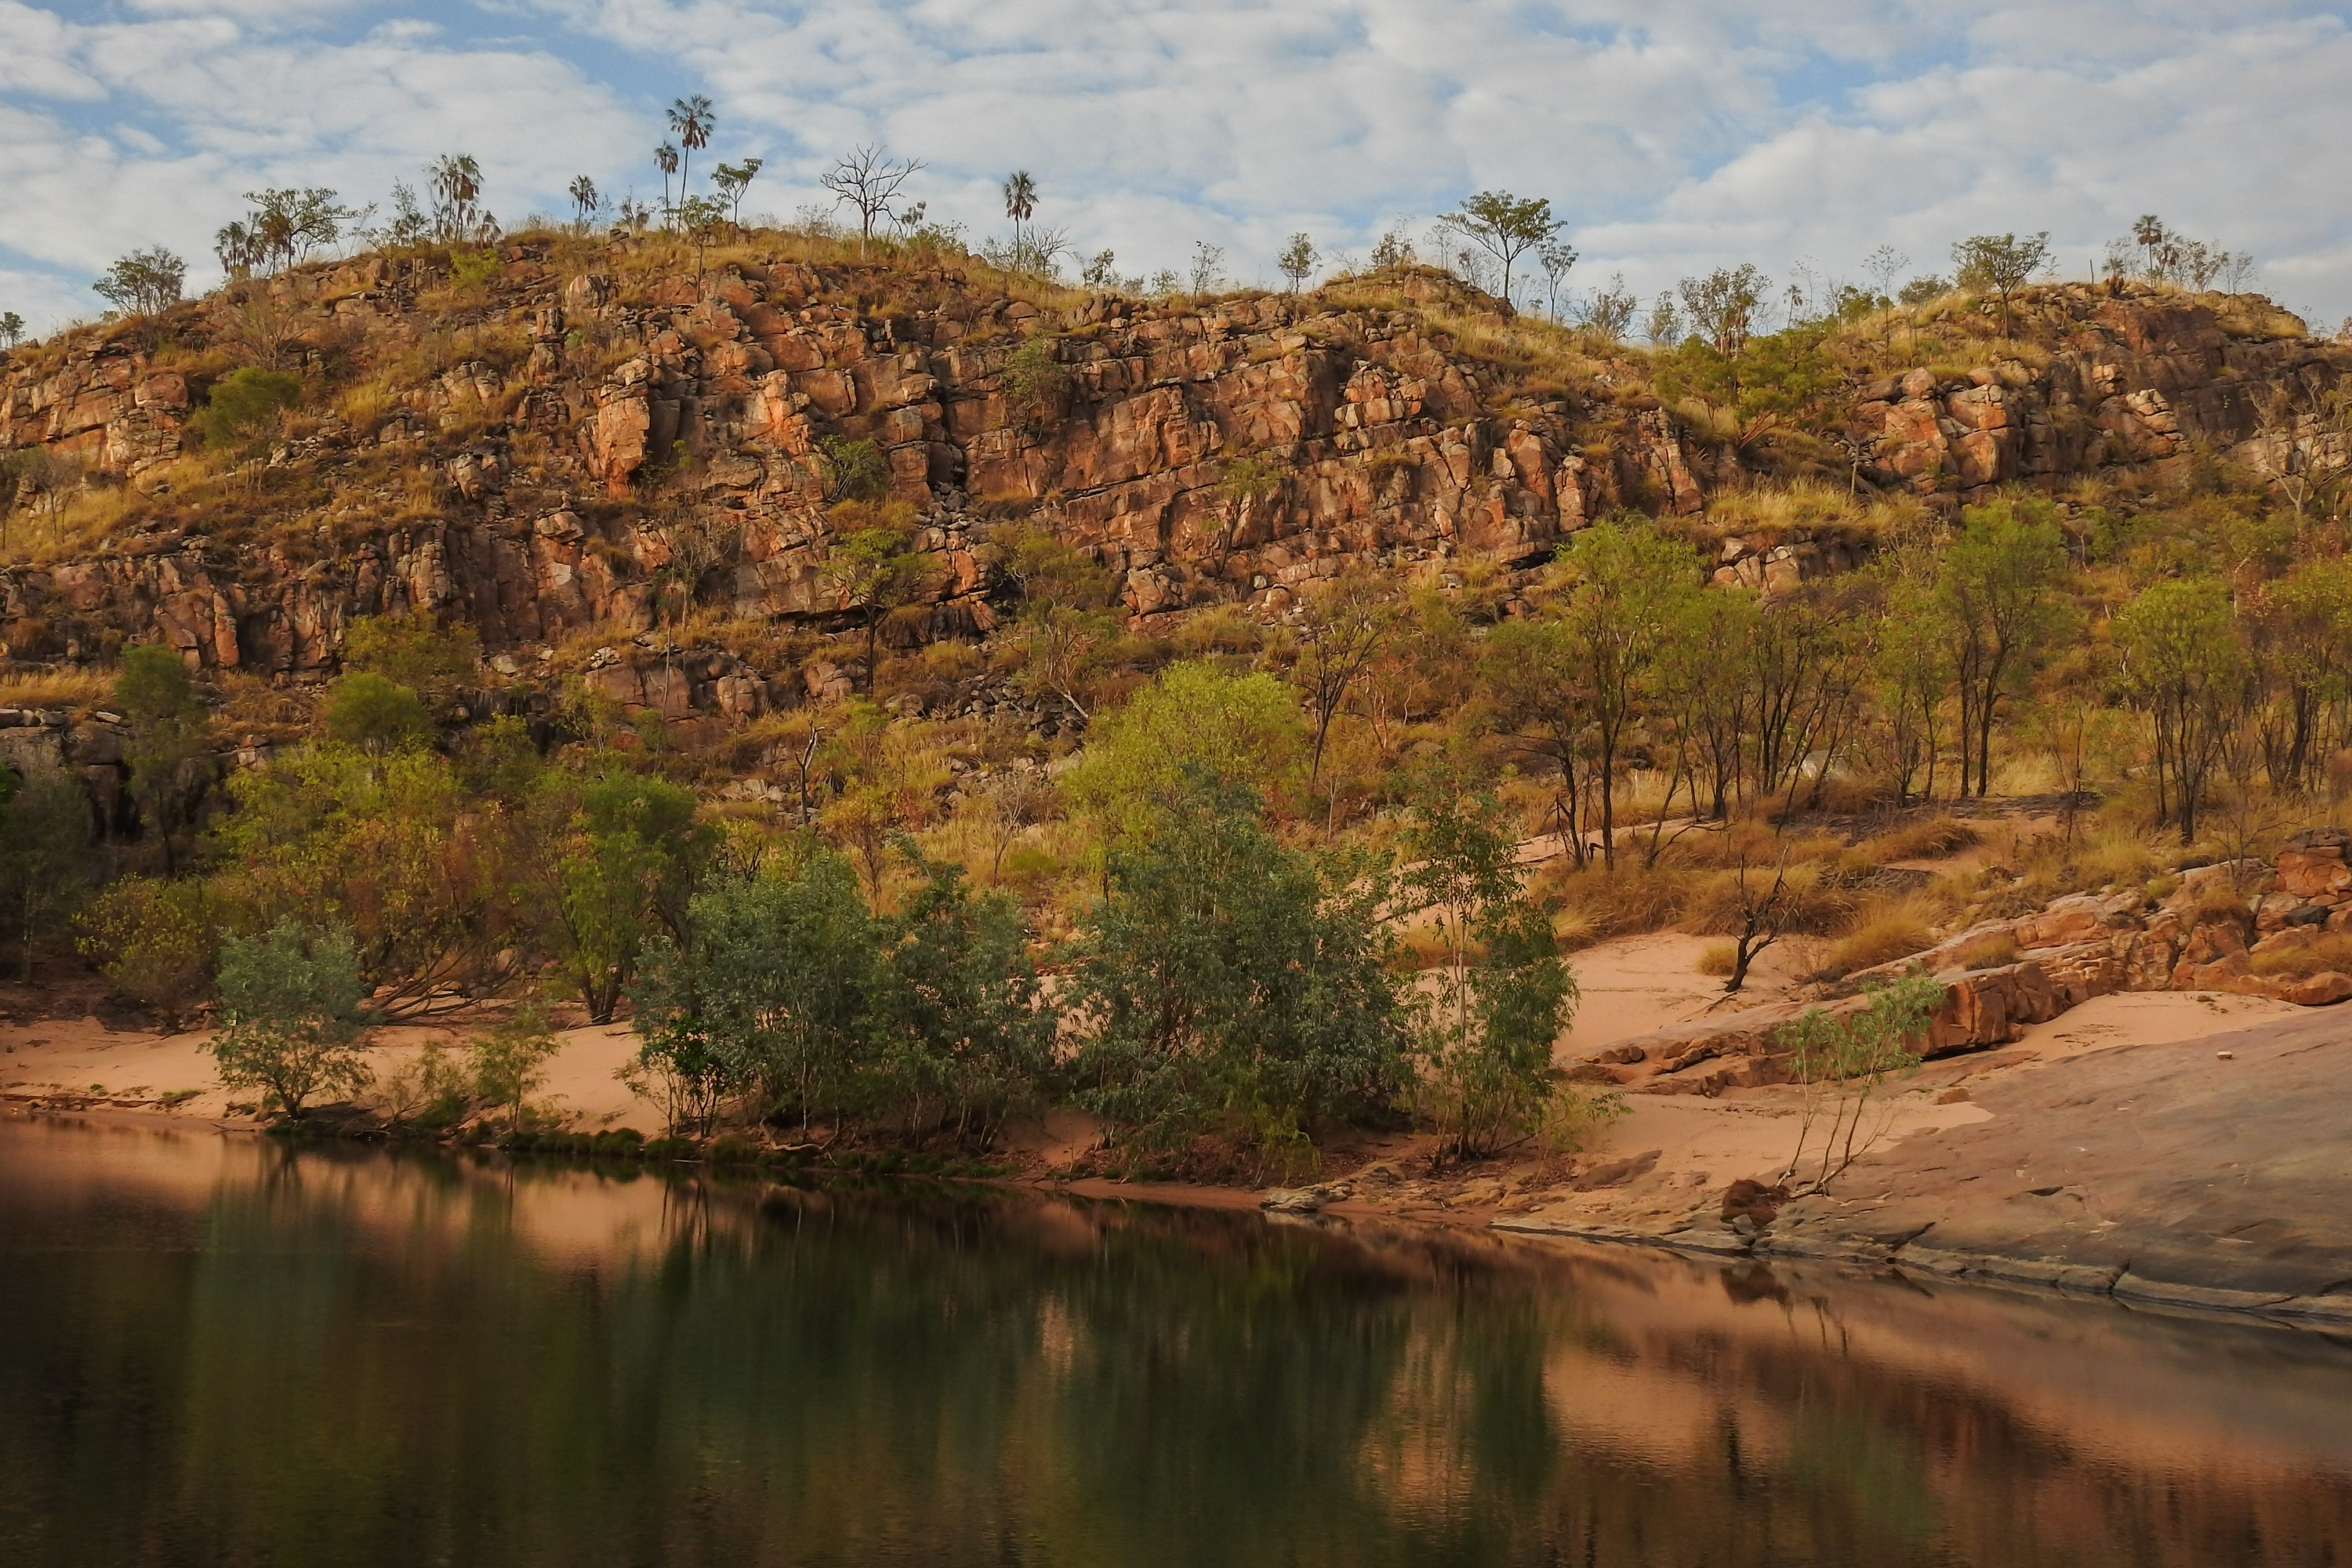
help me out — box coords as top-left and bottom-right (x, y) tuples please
(0, 248), (2338, 698)
(1848, 283), (2335, 499)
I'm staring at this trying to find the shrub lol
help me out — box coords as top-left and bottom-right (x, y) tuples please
(205, 919), (374, 1120)
(706, 1134), (763, 1164)
(78, 877), (220, 1022)
(1065, 776), (1407, 1177)
(1695, 942), (1737, 977)
(191, 367), (300, 449)
(323, 672), (433, 753)
(643, 1136), (699, 1160)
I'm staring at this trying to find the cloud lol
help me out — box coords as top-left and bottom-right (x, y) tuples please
(1, 0), (2347, 335)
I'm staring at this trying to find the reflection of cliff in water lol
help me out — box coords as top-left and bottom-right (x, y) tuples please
(1, 1117), (2347, 1567)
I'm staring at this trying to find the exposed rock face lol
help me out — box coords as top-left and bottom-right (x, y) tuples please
(1848, 284), (2339, 503)
(2, 252), (2342, 697)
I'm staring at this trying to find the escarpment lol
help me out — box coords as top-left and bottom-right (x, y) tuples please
(0, 243), (2340, 713)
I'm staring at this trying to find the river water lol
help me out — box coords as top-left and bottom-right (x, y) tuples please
(2, 1116), (2349, 1566)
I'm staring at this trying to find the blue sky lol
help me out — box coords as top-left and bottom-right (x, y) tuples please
(5, 0), (2350, 333)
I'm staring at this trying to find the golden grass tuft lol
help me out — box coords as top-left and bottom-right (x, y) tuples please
(1861, 814), (1980, 865)
(1819, 906), (1935, 978)
(1694, 942), (1737, 977)
(0, 667), (114, 711)
(2247, 931), (2352, 978)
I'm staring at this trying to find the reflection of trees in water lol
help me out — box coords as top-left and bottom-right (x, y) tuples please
(1, 1135), (2350, 1566)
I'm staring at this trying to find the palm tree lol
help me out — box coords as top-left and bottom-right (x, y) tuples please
(430, 154), (483, 240)
(667, 96), (715, 200)
(1003, 169), (1037, 267)
(655, 143), (679, 221)
(568, 176), (600, 232)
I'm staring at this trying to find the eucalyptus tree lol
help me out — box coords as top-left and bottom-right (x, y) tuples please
(429, 154), (485, 240)
(1436, 190), (1566, 310)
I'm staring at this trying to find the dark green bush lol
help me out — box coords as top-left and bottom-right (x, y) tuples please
(192, 367), (301, 449)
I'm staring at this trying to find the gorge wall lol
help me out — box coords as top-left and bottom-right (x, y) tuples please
(0, 243), (2342, 716)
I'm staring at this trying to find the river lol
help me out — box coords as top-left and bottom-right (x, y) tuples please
(2, 1114), (2348, 1566)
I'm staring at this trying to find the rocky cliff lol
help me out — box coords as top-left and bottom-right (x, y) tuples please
(0, 241), (2340, 715)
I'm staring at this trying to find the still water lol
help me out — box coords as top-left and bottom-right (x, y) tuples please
(2, 1116), (2349, 1567)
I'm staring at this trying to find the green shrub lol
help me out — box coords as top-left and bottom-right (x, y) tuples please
(192, 367), (300, 449)
(643, 1135), (699, 1160)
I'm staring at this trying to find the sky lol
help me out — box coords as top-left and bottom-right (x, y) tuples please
(5, 0), (2351, 336)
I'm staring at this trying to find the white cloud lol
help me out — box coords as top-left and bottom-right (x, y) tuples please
(1, 0), (2347, 335)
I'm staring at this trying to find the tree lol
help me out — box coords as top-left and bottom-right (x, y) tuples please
(1479, 615), (1590, 862)
(1861, 245), (1909, 302)
(0, 764), (93, 981)
(207, 919), (373, 1120)
(821, 502), (932, 696)
(529, 766), (713, 1025)
(116, 644), (208, 874)
(1536, 238), (1579, 320)
(2, 447), (84, 550)
(1436, 191), (1566, 310)
(667, 94), (715, 200)
(1558, 521), (1703, 869)
(210, 745), (510, 1020)
(1002, 169), (1037, 263)
(655, 143), (680, 219)
(821, 146), (921, 255)
(343, 608), (480, 710)
(2251, 377), (2352, 529)
(2115, 576), (2245, 843)
(1578, 273), (1635, 341)
(632, 851), (878, 1133)
(1775, 971), (1944, 1191)
(1937, 502), (2067, 797)
(1287, 569), (1392, 792)
(1645, 292), (1684, 346)
(429, 154), (486, 241)
(1065, 776), (1406, 1177)
(711, 158), (764, 232)
(78, 877), (219, 1024)
(568, 175), (601, 232)
(323, 672), (432, 755)
(1404, 782), (1581, 1162)
(1951, 231), (2051, 336)
(863, 854), (1054, 1147)
(220, 188), (354, 276)
(1678, 264), (1767, 354)
(1065, 661), (1307, 840)
(1188, 241), (1225, 296)
(468, 1000), (561, 1132)
(993, 524), (1120, 720)
(1276, 233), (1317, 292)
(0, 311), (23, 349)
(93, 248), (186, 318)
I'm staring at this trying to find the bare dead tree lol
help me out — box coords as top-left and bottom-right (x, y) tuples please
(820, 146), (925, 256)
(1722, 837), (1794, 994)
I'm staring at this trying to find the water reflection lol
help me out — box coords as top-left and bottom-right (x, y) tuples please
(2, 1116), (2349, 1566)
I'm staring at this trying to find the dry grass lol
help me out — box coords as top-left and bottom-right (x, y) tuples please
(1860, 814), (1980, 865)
(1820, 906), (1936, 977)
(1694, 942), (1737, 977)
(1948, 930), (2021, 971)
(2247, 931), (2352, 978)
(1541, 865), (1689, 948)
(0, 667), (112, 710)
